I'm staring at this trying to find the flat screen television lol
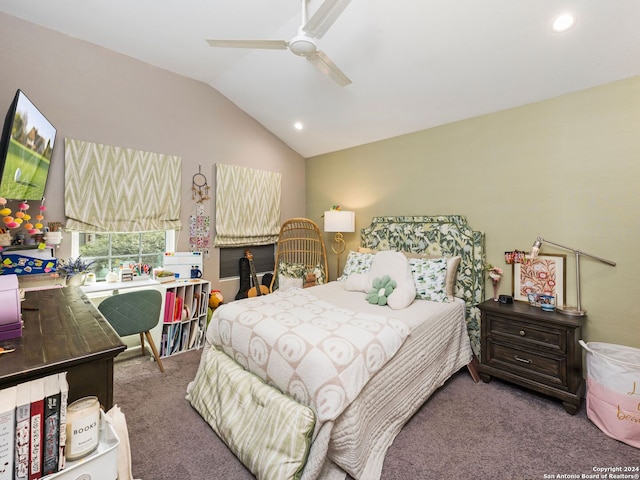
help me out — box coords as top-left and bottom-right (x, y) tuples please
(0, 89), (57, 200)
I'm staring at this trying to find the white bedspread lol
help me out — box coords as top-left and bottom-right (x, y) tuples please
(203, 282), (472, 480)
(210, 287), (410, 422)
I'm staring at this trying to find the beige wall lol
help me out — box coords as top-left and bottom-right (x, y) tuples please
(306, 76), (640, 348)
(0, 13), (305, 301)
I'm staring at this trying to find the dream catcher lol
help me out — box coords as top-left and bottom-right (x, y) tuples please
(192, 165), (210, 203)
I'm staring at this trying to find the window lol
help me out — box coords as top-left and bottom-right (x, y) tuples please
(72, 230), (175, 280)
(219, 244), (275, 279)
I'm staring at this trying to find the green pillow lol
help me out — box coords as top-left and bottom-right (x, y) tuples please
(186, 347), (316, 480)
(366, 275), (397, 306)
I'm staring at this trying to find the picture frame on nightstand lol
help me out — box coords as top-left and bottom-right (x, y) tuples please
(512, 253), (566, 306)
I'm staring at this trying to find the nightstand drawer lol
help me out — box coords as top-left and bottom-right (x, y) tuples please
(488, 315), (566, 352)
(486, 340), (567, 387)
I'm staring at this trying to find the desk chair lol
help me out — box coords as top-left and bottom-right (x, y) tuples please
(98, 289), (165, 372)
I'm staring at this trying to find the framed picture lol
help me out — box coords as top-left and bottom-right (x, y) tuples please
(512, 253), (566, 306)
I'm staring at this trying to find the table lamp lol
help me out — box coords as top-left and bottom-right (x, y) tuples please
(530, 236), (616, 316)
(324, 210), (355, 278)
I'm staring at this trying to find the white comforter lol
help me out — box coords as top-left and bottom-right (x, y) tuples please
(204, 282), (472, 480)
(209, 287), (410, 422)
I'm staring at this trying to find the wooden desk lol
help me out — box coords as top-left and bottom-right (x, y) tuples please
(0, 287), (126, 410)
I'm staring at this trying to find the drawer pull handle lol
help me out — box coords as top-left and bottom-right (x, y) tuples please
(515, 355), (532, 364)
(519, 330), (526, 336)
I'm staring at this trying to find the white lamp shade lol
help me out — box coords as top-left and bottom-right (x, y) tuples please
(324, 210), (355, 233)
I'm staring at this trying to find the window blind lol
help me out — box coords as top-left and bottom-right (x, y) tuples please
(214, 163), (281, 247)
(64, 138), (181, 233)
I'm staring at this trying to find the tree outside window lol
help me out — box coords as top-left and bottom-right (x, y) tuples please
(78, 231), (167, 280)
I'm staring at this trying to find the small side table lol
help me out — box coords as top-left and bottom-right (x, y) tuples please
(478, 299), (584, 414)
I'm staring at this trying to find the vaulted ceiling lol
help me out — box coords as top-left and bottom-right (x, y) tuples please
(1, 1), (639, 158)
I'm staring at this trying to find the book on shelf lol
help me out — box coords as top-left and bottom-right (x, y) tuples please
(15, 382), (31, 480)
(169, 324), (182, 355)
(160, 332), (168, 357)
(188, 322), (199, 349)
(181, 322), (191, 350)
(42, 374), (61, 476)
(57, 372), (69, 473)
(1, 373), (69, 480)
(29, 378), (44, 480)
(164, 291), (175, 323)
(0, 385), (17, 480)
(174, 296), (184, 322)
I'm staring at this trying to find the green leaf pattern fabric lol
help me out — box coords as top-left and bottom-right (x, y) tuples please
(338, 251), (374, 280)
(409, 257), (448, 302)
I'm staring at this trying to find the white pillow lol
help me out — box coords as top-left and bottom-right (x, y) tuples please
(279, 276), (304, 291)
(445, 256), (461, 301)
(368, 251), (416, 310)
(358, 249), (460, 300)
(343, 272), (371, 292)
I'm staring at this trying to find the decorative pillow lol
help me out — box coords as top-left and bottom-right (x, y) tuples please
(279, 275), (304, 291)
(358, 249), (460, 300)
(366, 275), (397, 306)
(277, 262), (326, 289)
(278, 261), (306, 279)
(186, 346), (315, 480)
(368, 251), (416, 310)
(444, 256), (461, 301)
(338, 251), (374, 280)
(343, 272), (371, 292)
(408, 257), (448, 302)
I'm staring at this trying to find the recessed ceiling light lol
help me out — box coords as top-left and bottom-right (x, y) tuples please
(552, 13), (575, 32)
(294, 121), (304, 130)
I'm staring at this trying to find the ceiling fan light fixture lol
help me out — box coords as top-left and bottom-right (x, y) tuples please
(289, 35), (317, 56)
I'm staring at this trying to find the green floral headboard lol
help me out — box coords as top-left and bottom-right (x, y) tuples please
(360, 215), (486, 356)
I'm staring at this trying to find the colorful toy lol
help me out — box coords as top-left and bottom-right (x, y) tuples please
(209, 290), (224, 309)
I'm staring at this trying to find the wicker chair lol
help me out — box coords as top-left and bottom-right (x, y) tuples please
(269, 218), (328, 291)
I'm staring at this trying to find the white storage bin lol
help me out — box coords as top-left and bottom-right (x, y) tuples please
(44, 411), (119, 480)
(580, 340), (640, 449)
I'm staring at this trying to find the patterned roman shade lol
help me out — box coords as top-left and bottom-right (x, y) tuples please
(64, 138), (181, 232)
(214, 163), (281, 247)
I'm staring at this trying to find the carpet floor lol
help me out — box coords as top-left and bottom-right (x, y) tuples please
(113, 349), (638, 480)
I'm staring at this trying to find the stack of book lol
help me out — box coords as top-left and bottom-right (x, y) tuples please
(0, 372), (69, 480)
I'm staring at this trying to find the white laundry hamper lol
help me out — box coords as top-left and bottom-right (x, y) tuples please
(579, 340), (640, 449)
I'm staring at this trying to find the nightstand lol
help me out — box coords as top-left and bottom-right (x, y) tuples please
(478, 299), (584, 414)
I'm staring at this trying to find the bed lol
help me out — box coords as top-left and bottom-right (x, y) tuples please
(187, 215), (486, 480)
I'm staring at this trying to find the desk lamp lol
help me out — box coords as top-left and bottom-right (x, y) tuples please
(530, 236), (616, 316)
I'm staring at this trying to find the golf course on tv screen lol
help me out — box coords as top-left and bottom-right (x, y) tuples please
(0, 138), (51, 200)
(0, 89), (56, 201)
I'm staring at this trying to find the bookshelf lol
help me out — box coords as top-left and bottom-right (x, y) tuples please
(83, 279), (211, 361)
(160, 280), (210, 358)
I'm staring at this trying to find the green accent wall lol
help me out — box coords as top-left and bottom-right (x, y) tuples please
(306, 76), (640, 348)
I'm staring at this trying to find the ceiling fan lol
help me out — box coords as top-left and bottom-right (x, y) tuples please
(206, 0), (352, 86)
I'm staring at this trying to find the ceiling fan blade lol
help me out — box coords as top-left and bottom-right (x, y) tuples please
(307, 50), (351, 86)
(206, 39), (288, 50)
(302, 0), (352, 39)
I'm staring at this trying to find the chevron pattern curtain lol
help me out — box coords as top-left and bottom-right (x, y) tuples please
(64, 138), (181, 232)
(214, 163), (281, 247)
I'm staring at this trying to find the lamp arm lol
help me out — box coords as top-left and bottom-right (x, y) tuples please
(538, 238), (616, 267)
